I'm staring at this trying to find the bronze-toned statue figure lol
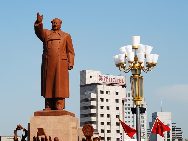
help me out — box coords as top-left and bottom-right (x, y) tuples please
(14, 124), (28, 141)
(82, 124), (94, 141)
(34, 13), (75, 110)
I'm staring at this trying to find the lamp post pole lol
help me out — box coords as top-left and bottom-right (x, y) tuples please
(136, 105), (141, 141)
(114, 36), (159, 141)
(130, 57), (143, 141)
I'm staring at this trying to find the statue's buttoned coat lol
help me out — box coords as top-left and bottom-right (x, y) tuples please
(34, 22), (75, 98)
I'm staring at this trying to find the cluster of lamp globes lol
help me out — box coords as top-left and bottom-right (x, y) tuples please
(113, 36), (159, 72)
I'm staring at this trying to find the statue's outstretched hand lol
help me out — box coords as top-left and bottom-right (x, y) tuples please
(36, 12), (43, 23)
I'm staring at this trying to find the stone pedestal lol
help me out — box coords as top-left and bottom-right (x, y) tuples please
(29, 110), (79, 141)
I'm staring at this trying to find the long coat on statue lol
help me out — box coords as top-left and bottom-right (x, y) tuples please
(34, 22), (75, 98)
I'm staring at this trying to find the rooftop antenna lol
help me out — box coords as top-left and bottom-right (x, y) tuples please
(160, 100), (163, 112)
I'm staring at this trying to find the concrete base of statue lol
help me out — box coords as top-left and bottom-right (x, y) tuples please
(29, 110), (79, 141)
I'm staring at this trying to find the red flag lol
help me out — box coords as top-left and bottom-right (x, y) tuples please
(151, 117), (170, 137)
(119, 119), (137, 138)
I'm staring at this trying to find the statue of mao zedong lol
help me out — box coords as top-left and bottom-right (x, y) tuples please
(34, 13), (75, 110)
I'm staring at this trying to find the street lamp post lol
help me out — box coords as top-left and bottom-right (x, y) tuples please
(114, 36), (159, 141)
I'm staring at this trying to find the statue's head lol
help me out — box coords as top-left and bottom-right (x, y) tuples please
(51, 18), (62, 31)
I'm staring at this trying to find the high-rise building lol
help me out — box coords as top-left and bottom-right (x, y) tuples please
(149, 112), (172, 141)
(172, 122), (183, 141)
(124, 91), (147, 140)
(80, 70), (126, 141)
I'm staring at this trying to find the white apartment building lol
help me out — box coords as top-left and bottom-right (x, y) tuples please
(124, 91), (147, 140)
(149, 112), (172, 141)
(172, 122), (183, 141)
(80, 70), (126, 141)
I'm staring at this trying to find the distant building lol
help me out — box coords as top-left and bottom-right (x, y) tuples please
(172, 122), (183, 141)
(80, 70), (126, 141)
(124, 91), (147, 140)
(149, 112), (172, 141)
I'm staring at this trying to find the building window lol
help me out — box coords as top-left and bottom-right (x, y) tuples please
(107, 106), (110, 110)
(101, 129), (104, 133)
(88, 121), (96, 124)
(128, 93), (130, 97)
(116, 107), (119, 110)
(116, 138), (120, 141)
(90, 76), (92, 78)
(106, 91), (110, 94)
(90, 98), (96, 101)
(107, 114), (110, 118)
(89, 113), (97, 117)
(100, 106), (104, 109)
(107, 122), (111, 125)
(116, 122), (120, 126)
(101, 122), (104, 125)
(100, 114), (104, 117)
(107, 130), (111, 133)
(107, 137), (111, 140)
(106, 99), (109, 102)
(116, 130), (120, 133)
(100, 98), (104, 102)
(100, 90), (104, 94)
(116, 115), (119, 118)
(89, 105), (96, 109)
(115, 99), (119, 103)
(116, 92), (119, 95)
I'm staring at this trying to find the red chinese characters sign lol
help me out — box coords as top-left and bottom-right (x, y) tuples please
(98, 75), (125, 85)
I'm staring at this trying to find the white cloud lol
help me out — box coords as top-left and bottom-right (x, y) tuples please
(156, 84), (188, 102)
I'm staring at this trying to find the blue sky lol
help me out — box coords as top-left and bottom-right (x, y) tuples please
(0, 1), (188, 138)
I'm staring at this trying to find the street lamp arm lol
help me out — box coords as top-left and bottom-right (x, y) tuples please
(116, 63), (132, 73)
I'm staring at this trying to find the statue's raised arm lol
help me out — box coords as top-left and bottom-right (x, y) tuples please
(34, 12), (45, 41)
(36, 12), (43, 23)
